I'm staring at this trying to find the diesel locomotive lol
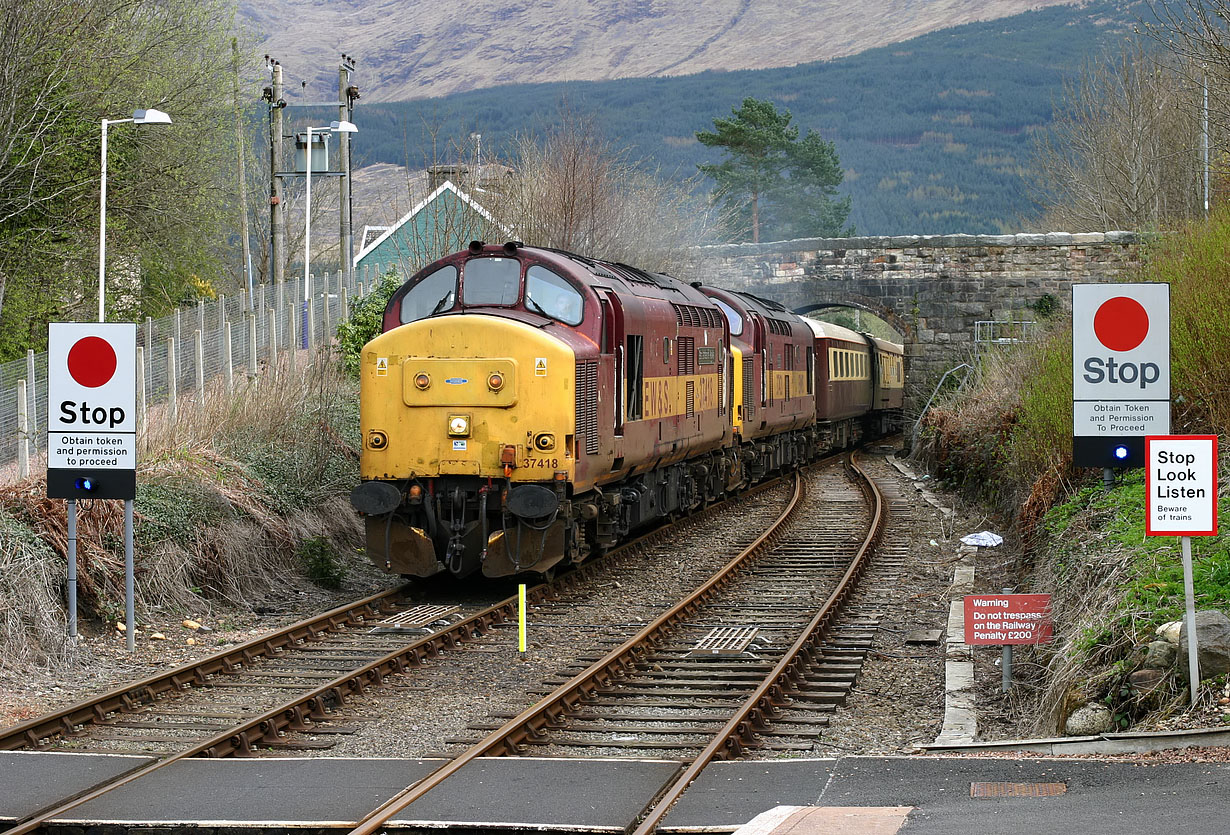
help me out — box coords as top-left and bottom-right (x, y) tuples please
(349, 241), (904, 579)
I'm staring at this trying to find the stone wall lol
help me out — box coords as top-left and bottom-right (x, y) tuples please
(686, 232), (1143, 409)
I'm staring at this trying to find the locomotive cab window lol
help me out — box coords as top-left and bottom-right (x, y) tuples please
(713, 299), (744, 336)
(525, 265), (584, 324)
(462, 257), (520, 306)
(399, 265), (458, 324)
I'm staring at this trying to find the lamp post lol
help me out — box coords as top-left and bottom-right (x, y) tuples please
(303, 121), (359, 336)
(99, 108), (172, 323)
(92, 107), (169, 654)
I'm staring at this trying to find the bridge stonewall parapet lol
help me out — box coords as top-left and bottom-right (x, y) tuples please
(686, 232), (1143, 411)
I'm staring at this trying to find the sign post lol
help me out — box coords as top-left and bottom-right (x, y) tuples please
(1146, 435), (1219, 705)
(1072, 284), (1170, 475)
(47, 323), (137, 647)
(964, 593), (1053, 692)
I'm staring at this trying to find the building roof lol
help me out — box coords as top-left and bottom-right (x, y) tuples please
(353, 180), (512, 268)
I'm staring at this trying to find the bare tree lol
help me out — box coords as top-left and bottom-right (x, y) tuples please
(1030, 40), (1204, 230)
(491, 114), (722, 274)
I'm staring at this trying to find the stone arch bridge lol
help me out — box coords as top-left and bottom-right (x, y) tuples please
(687, 232), (1142, 410)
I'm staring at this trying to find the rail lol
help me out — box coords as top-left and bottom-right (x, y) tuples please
(0, 475), (788, 835)
(345, 453), (885, 835)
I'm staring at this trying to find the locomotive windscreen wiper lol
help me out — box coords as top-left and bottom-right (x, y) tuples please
(430, 291), (454, 315)
(524, 294), (549, 317)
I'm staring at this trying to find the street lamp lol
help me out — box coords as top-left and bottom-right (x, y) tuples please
(303, 120), (358, 306)
(99, 108), (173, 323)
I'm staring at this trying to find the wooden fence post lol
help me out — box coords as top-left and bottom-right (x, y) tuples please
(17, 379), (28, 479)
(224, 321), (234, 396)
(288, 302), (297, 376)
(167, 338), (178, 423)
(194, 329), (204, 407)
(307, 297), (316, 351)
(136, 346), (145, 434)
(248, 312), (258, 378)
(268, 308), (277, 368)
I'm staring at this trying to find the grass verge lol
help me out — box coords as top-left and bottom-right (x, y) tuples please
(0, 353), (366, 680)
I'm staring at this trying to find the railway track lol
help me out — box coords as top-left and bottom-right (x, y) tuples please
(349, 450), (889, 835)
(0, 474), (791, 834)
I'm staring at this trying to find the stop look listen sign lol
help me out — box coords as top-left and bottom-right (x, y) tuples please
(46, 323), (137, 500)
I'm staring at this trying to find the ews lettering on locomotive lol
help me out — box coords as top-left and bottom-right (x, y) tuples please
(640, 375), (719, 420)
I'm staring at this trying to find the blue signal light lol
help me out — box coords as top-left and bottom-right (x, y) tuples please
(1113, 445), (1130, 461)
(74, 477), (96, 492)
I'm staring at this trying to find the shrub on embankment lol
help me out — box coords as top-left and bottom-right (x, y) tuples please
(0, 358), (365, 678)
(920, 211), (1230, 525)
(917, 212), (1230, 730)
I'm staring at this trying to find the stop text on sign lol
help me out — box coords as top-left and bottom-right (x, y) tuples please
(964, 594), (1053, 645)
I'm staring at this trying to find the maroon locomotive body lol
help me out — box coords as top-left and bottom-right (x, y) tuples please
(352, 242), (904, 578)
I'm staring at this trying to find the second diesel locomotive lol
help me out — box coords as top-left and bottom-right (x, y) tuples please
(349, 242), (903, 579)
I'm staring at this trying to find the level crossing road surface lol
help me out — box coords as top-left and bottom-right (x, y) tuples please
(3, 751), (1229, 832)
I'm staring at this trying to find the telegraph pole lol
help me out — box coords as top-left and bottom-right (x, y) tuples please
(339, 55), (358, 285)
(269, 58), (286, 288)
(232, 40), (253, 302)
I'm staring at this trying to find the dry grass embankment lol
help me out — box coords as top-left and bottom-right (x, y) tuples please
(917, 212), (1230, 733)
(0, 352), (366, 681)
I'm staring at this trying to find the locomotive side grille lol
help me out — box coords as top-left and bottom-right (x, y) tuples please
(677, 336), (695, 375)
(742, 361), (754, 419)
(670, 303), (700, 328)
(686, 380), (695, 418)
(672, 303), (721, 329)
(575, 361), (599, 454)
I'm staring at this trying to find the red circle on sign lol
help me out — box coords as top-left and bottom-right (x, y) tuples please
(1093, 296), (1149, 352)
(67, 336), (117, 388)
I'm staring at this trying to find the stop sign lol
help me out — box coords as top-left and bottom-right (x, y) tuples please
(48, 323), (136, 432)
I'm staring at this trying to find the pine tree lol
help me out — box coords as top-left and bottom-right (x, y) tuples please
(697, 97), (852, 242)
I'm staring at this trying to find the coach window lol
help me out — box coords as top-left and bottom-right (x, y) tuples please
(713, 299), (744, 336)
(526, 265), (584, 325)
(399, 265), (458, 324)
(462, 257), (521, 306)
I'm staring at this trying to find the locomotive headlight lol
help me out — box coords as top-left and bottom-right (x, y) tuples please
(413, 372), (431, 390)
(487, 372), (505, 391)
(448, 414), (471, 437)
(534, 432), (556, 451)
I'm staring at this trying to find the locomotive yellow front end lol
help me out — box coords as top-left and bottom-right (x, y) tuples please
(353, 314), (577, 578)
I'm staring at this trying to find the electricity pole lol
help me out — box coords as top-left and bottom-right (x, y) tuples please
(269, 58), (286, 288)
(339, 55), (358, 286)
(232, 40), (253, 302)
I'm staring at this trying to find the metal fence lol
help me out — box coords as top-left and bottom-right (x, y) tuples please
(3, 264), (396, 478)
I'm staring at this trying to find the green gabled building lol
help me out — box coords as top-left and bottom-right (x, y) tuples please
(353, 180), (511, 282)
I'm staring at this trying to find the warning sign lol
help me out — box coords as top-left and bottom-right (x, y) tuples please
(376, 357), (388, 377)
(535, 358), (547, 377)
(1146, 435), (1218, 537)
(964, 594), (1053, 645)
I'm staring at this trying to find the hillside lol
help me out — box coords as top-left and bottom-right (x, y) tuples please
(333, 1), (1143, 237)
(241, 0), (1077, 103)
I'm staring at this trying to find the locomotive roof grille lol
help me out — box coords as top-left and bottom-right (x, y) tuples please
(609, 262), (664, 287)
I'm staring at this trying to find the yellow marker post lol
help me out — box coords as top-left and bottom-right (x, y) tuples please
(518, 583), (527, 657)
